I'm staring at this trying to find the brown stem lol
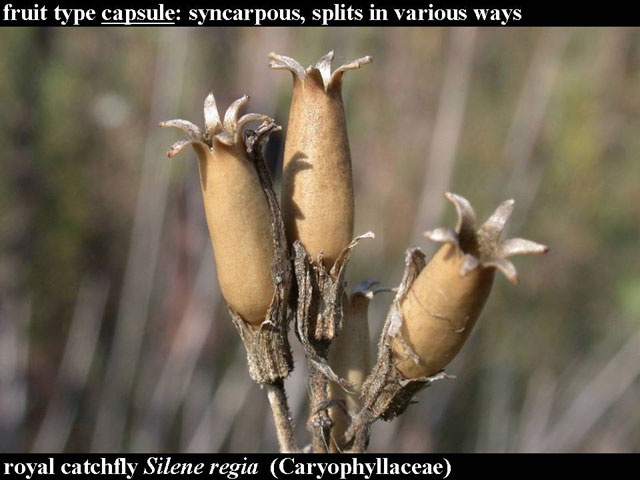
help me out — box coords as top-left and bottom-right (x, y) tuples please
(345, 408), (374, 453)
(265, 380), (298, 453)
(307, 356), (333, 453)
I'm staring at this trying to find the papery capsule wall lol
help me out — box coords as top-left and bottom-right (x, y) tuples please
(161, 95), (277, 325)
(329, 281), (393, 450)
(393, 243), (495, 378)
(270, 51), (371, 268)
(392, 193), (548, 379)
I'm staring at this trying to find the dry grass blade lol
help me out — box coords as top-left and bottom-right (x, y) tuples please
(502, 29), (571, 232)
(411, 28), (477, 243)
(130, 250), (220, 451)
(32, 276), (109, 452)
(91, 29), (189, 452)
(541, 326), (640, 451)
(0, 295), (31, 452)
(184, 348), (251, 452)
(516, 369), (556, 452)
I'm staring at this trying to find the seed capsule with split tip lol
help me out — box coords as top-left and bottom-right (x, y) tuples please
(160, 94), (277, 326)
(391, 193), (549, 379)
(269, 51), (371, 268)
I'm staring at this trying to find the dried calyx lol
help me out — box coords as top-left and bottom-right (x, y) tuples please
(292, 231), (374, 453)
(293, 232), (375, 366)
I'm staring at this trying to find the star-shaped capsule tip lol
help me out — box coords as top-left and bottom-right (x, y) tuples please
(423, 192), (548, 284)
(159, 92), (275, 155)
(268, 51), (372, 91)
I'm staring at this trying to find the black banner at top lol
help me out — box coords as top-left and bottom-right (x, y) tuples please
(0, 0), (638, 27)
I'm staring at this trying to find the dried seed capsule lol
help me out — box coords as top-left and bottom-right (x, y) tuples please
(329, 281), (393, 451)
(269, 51), (371, 268)
(160, 94), (276, 326)
(392, 193), (548, 379)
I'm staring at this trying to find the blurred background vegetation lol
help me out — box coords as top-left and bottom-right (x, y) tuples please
(0, 27), (638, 453)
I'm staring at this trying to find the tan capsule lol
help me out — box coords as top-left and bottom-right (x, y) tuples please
(392, 193), (548, 379)
(160, 94), (277, 326)
(329, 281), (393, 451)
(269, 51), (371, 268)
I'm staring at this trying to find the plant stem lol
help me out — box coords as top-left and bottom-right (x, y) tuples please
(345, 408), (374, 453)
(265, 380), (298, 453)
(307, 361), (333, 453)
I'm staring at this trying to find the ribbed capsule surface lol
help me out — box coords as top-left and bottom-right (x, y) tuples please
(160, 94), (277, 326)
(392, 193), (548, 379)
(269, 51), (371, 268)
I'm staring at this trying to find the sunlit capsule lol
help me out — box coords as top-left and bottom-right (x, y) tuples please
(392, 193), (548, 378)
(160, 94), (277, 326)
(269, 51), (371, 268)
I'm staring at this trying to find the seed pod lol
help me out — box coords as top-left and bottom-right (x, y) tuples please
(329, 281), (393, 451)
(391, 193), (548, 379)
(160, 94), (276, 326)
(269, 51), (371, 268)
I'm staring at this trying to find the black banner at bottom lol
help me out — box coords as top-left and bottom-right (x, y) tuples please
(0, 454), (634, 480)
